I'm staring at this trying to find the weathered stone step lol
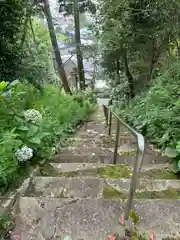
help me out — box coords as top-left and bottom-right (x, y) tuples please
(28, 177), (180, 199)
(39, 163), (179, 180)
(52, 147), (168, 165)
(20, 197), (180, 240)
(49, 162), (171, 171)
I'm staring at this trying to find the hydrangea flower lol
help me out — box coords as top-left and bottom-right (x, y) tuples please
(15, 146), (33, 162)
(85, 86), (92, 94)
(24, 109), (42, 123)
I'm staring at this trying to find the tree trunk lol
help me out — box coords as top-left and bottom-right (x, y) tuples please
(74, 0), (85, 90)
(123, 47), (135, 99)
(43, 0), (71, 94)
(115, 60), (121, 85)
(148, 39), (156, 82)
(20, 2), (32, 49)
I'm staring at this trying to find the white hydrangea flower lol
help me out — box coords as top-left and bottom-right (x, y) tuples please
(85, 86), (92, 94)
(15, 146), (33, 162)
(24, 109), (42, 123)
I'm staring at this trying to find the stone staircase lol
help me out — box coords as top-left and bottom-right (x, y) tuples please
(15, 104), (180, 240)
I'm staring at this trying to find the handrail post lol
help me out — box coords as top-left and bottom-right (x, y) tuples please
(102, 104), (145, 221)
(113, 119), (120, 165)
(108, 111), (112, 136)
(123, 150), (142, 220)
(104, 105), (108, 126)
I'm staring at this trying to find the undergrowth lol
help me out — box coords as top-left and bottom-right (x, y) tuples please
(116, 61), (180, 173)
(0, 80), (95, 194)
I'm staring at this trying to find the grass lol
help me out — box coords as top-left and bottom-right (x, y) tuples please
(56, 34), (70, 42)
(103, 187), (126, 199)
(135, 188), (180, 199)
(97, 165), (132, 178)
(39, 164), (132, 178)
(0, 214), (14, 239)
(0, 163), (34, 195)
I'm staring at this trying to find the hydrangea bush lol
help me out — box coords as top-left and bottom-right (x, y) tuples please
(0, 82), (95, 192)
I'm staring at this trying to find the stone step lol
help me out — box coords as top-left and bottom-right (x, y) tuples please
(28, 177), (180, 199)
(39, 162), (178, 180)
(20, 197), (180, 240)
(49, 162), (170, 172)
(52, 147), (168, 165)
(49, 162), (172, 172)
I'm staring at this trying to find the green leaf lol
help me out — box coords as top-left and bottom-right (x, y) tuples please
(165, 147), (179, 158)
(29, 137), (41, 145)
(176, 143), (180, 153)
(160, 131), (169, 144)
(36, 132), (50, 140)
(178, 160), (180, 171)
(129, 210), (139, 224)
(14, 139), (23, 147)
(0, 81), (8, 91)
(27, 125), (38, 138)
(172, 160), (180, 173)
(17, 126), (28, 131)
(63, 236), (72, 240)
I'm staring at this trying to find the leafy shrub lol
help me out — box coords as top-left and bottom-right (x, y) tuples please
(20, 19), (58, 85)
(73, 87), (97, 106)
(110, 81), (130, 107)
(165, 144), (180, 173)
(116, 61), (180, 172)
(0, 81), (95, 191)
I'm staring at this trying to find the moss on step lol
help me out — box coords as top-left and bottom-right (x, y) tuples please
(40, 163), (131, 178)
(103, 187), (126, 199)
(98, 165), (178, 180)
(102, 187), (180, 199)
(118, 149), (137, 156)
(135, 188), (180, 199)
(39, 164), (58, 176)
(57, 171), (80, 178)
(39, 163), (178, 181)
(140, 168), (179, 180)
(163, 238), (180, 240)
(101, 136), (115, 147)
(97, 165), (131, 178)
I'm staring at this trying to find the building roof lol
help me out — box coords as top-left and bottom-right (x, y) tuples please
(61, 55), (94, 73)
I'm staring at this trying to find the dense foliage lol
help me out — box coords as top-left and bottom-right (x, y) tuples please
(117, 61), (180, 173)
(99, 0), (180, 98)
(0, 80), (95, 193)
(99, 0), (180, 172)
(58, 0), (96, 15)
(0, 0), (26, 81)
(0, 0), (97, 194)
(0, 1), (57, 89)
(21, 19), (58, 85)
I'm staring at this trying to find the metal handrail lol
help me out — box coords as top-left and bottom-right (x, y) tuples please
(103, 104), (145, 221)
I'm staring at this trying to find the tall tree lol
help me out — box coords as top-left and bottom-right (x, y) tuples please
(58, 0), (96, 89)
(100, 0), (180, 98)
(73, 0), (85, 89)
(43, 0), (71, 94)
(0, 0), (26, 81)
